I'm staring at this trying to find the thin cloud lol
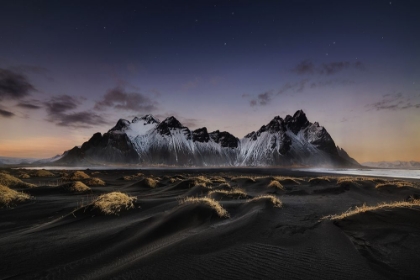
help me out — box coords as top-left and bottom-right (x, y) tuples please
(45, 95), (108, 128)
(250, 90), (274, 106)
(292, 60), (366, 76)
(95, 86), (158, 112)
(366, 93), (420, 111)
(0, 68), (36, 100)
(0, 108), (14, 118)
(291, 60), (315, 75)
(16, 100), (42, 110)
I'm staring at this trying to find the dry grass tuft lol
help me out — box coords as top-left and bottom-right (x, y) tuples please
(141, 177), (158, 188)
(194, 176), (212, 184)
(0, 173), (36, 188)
(325, 199), (420, 220)
(210, 176), (226, 184)
(336, 176), (384, 184)
(168, 177), (179, 183)
(0, 184), (31, 207)
(208, 188), (247, 198)
(375, 180), (417, 189)
(92, 192), (137, 215)
(31, 170), (55, 177)
(272, 176), (304, 184)
(230, 176), (256, 183)
(120, 173), (144, 181)
(267, 180), (284, 190)
(19, 173), (31, 179)
(180, 196), (229, 218)
(84, 177), (106, 186)
(309, 177), (335, 185)
(62, 181), (91, 193)
(217, 182), (232, 189)
(248, 195), (283, 208)
(66, 171), (90, 180)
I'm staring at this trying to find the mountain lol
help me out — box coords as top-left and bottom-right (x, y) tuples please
(363, 161), (420, 170)
(0, 156), (39, 165)
(55, 110), (359, 167)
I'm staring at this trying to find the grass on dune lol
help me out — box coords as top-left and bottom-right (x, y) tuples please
(62, 181), (91, 193)
(65, 171), (90, 180)
(84, 177), (106, 186)
(0, 184), (31, 207)
(141, 177), (158, 188)
(180, 196), (229, 218)
(208, 188), (247, 198)
(92, 192), (137, 215)
(272, 176), (304, 184)
(120, 173), (144, 181)
(267, 180), (284, 190)
(31, 170), (55, 177)
(336, 176), (386, 184)
(217, 182), (232, 189)
(230, 176), (256, 183)
(325, 199), (420, 220)
(308, 176), (335, 184)
(375, 180), (417, 189)
(247, 195), (283, 208)
(0, 173), (36, 188)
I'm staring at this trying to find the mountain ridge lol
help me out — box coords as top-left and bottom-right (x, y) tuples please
(53, 110), (359, 167)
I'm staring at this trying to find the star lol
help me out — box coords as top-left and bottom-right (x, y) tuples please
(103, 26), (106, 29)
(224, 42), (227, 46)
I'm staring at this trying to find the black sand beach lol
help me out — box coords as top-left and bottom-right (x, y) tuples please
(1, 168), (420, 279)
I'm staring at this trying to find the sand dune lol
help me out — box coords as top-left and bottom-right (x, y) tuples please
(1, 168), (420, 279)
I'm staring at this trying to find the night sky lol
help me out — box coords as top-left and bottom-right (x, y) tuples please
(0, 0), (419, 162)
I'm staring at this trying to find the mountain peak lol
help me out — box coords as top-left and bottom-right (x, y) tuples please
(109, 118), (130, 132)
(132, 114), (160, 124)
(162, 116), (183, 128)
(285, 109), (310, 134)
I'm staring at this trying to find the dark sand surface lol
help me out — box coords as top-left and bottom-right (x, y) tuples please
(1, 168), (420, 280)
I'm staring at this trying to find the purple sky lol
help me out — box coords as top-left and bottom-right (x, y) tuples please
(0, 0), (419, 162)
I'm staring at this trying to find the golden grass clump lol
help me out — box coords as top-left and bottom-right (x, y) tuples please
(326, 199), (420, 220)
(120, 173), (144, 181)
(66, 171), (90, 180)
(0, 173), (36, 188)
(168, 177), (179, 183)
(180, 196), (229, 218)
(272, 176), (303, 185)
(92, 192), (137, 215)
(19, 173), (31, 179)
(62, 181), (91, 193)
(230, 176), (256, 183)
(248, 195), (283, 208)
(309, 176), (335, 185)
(208, 188), (247, 198)
(210, 176), (226, 184)
(194, 176), (212, 184)
(31, 169), (55, 177)
(375, 180), (417, 189)
(267, 180), (284, 190)
(0, 184), (31, 207)
(141, 177), (158, 188)
(217, 182), (232, 189)
(84, 177), (106, 186)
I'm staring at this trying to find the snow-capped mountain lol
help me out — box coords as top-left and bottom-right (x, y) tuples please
(55, 110), (359, 167)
